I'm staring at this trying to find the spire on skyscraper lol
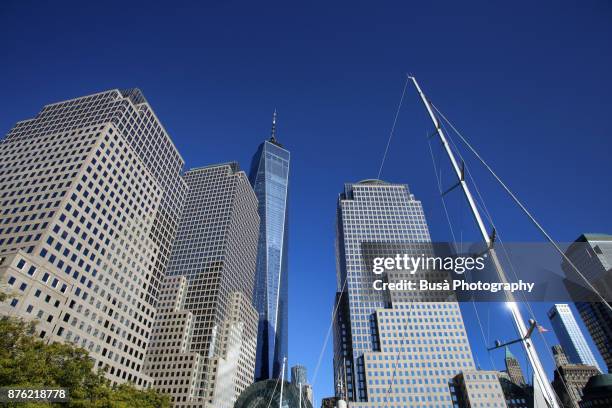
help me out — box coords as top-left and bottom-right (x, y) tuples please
(270, 109), (277, 142)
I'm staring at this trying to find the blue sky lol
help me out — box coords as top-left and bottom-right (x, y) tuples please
(1, 0), (611, 404)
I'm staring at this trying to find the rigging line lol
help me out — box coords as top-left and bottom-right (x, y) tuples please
(471, 175), (573, 401)
(384, 137), (459, 398)
(454, 135), (572, 400)
(497, 229), (574, 397)
(265, 371), (282, 408)
(434, 121), (498, 372)
(486, 306), (490, 349)
(438, 111), (573, 402)
(428, 138), (458, 249)
(442, 121), (599, 402)
(469, 175), (573, 399)
(435, 110), (566, 403)
(384, 299), (418, 403)
(377, 76), (410, 180)
(431, 102), (612, 313)
(314, 77), (412, 395)
(312, 275), (348, 387)
(427, 134), (497, 372)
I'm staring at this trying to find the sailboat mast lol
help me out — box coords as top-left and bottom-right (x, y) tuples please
(409, 75), (559, 408)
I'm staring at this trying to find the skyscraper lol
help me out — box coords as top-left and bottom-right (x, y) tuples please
(291, 364), (314, 406)
(291, 364), (308, 386)
(579, 374), (612, 408)
(553, 344), (571, 368)
(504, 347), (526, 386)
(0, 89), (185, 387)
(548, 304), (601, 371)
(452, 371), (508, 408)
(551, 364), (600, 408)
(249, 112), (290, 380)
(496, 371), (531, 408)
(563, 234), (612, 372)
(145, 163), (260, 407)
(332, 180), (476, 407)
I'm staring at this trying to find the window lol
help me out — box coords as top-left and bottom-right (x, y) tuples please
(16, 259), (26, 269)
(10, 299), (18, 307)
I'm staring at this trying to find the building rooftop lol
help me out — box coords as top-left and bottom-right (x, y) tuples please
(577, 233), (612, 242)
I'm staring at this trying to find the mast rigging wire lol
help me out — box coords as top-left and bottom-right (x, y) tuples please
(431, 102), (612, 314)
(377, 75), (410, 180)
(433, 104), (575, 402)
(313, 75), (412, 400)
(428, 136), (497, 371)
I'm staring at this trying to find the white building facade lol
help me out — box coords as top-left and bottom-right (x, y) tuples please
(333, 180), (477, 408)
(145, 163), (260, 407)
(0, 88), (186, 387)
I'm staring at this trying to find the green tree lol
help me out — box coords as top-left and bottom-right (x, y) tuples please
(0, 316), (170, 408)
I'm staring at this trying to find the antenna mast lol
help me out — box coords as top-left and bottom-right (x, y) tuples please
(270, 109), (278, 142)
(409, 75), (559, 408)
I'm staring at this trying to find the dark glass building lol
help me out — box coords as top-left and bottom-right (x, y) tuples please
(563, 234), (612, 373)
(249, 113), (290, 380)
(579, 374), (612, 408)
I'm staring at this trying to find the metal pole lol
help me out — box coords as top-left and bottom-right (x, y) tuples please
(409, 75), (559, 408)
(299, 382), (302, 408)
(279, 357), (286, 408)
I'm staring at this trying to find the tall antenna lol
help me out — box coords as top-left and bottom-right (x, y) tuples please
(409, 75), (559, 408)
(270, 109), (278, 142)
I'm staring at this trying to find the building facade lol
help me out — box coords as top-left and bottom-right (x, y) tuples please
(451, 370), (508, 408)
(548, 304), (601, 371)
(551, 364), (600, 408)
(249, 117), (290, 380)
(578, 373), (612, 408)
(553, 344), (571, 368)
(0, 89), (186, 387)
(332, 180), (476, 407)
(291, 364), (308, 386)
(497, 372), (532, 408)
(504, 347), (526, 386)
(145, 163), (260, 407)
(563, 234), (612, 373)
(291, 364), (313, 405)
(321, 396), (341, 408)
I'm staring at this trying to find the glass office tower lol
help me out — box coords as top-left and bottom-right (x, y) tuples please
(563, 233), (612, 373)
(249, 115), (290, 380)
(333, 180), (476, 407)
(548, 304), (601, 371)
